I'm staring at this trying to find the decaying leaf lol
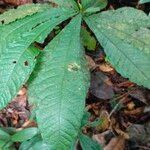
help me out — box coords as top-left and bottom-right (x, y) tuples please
(3, 0), (32, 6)
(90, 71), (114, 100)
(104, 136), (125, 150)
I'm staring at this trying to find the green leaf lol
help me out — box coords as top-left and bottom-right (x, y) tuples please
(0, 128), (10, 141)
(0, 141), (14, 150)
(35, 8), (77, 43)
(19, 134), (50, 150)
(0, 139), (13, 150)
(79, 133), (102, 150)
(28, 15), (90, 149)
(85, 7), (150, 88)
(49, 0), (78, 10)
(0, 45), (39, 109)
(0, 140), (6, 149)
(81, 111), (91, 127)
(81, 0), (107, 13)
(19, 135), (40, 150)
(0, 127), (16, 135)
(20, 141), (49, 150)
(0, 6), (76, 109)
(29, 141), (50, 150)
(11, 128), (38, 142)
(139, 0), (150, 4)
(81, 27), (96, 51)
(0, 4), (49, 25)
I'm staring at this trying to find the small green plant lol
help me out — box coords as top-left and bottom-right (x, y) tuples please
(0, 0), (149, 149)
(0, 127), (39, 149)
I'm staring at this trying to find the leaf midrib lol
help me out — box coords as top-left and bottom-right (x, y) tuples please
(55, 30), (76, 144)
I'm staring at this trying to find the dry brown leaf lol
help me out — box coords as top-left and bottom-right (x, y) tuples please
(96, 110), (110, 132)
(124, 107), (144, 115)
(117, 81), (135, 88)
(85, 55), (96, 70)
(110, 116), (129, 139)
(0, 8), (5, 13)
(18, 87), (27, 96)
(93, 130), (111, 146)
(90, 71), (114, 100)
(129, 89), (148, 105)
(99, 62), (114, 72)
(3, 0), (32, 6)
(104, 136), (125, 150)
(127, 101), (135, 110)
(115, 128), (129, 139)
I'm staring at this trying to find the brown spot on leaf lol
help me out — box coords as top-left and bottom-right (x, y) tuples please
(24, 61), (28, 66)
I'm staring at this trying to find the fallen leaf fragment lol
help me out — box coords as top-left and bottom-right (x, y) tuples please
(99, 62), (114, 72)
(124, 107), (144, 115)
(90, 71), (114, 100)
(85, 55), (96, 70)
(129, 89), (148, 105)
(3, 0), (32, 6)
(104, 136), (125, 150)
(96, 110), (110, 132)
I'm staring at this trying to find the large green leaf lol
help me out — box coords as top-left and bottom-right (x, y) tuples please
(85, 7), (150, 88)
(0, 4), (49, 25)
(81, 0), (107, 13)
(0, 5), (76, 109)
(139, 0), (150, 4)
(28, 15), (90, 149)
(0, 45), (39, 109)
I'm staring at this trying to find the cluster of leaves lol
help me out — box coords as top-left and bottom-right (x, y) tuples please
(0, 0), (149, 149)
(0, 126), (54, 150)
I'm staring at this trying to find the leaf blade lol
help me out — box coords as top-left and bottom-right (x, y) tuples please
(0, 4), (49, 25)
(11, 128), (38, 142)
(0, 128), (11, 141)
(85, 7), (150, 88)
(28, 15), (90, 149)
(0, 7), (76, 109)
(79, 133), (102, 150)
(81, 0), (107, 13)
(81, 27), (96, 51)
(49, 0), (78, 10)
(139, 0), (150, 4)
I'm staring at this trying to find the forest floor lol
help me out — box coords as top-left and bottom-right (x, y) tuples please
(0, 0), (150, 150)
